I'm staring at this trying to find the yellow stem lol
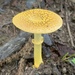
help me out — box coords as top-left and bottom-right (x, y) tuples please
(32, 34), (43, 68)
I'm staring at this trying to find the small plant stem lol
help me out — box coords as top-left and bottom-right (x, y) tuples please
(62, 52), (69, 61)
(32, 34), (43, 68)
(65, 54), (75, 60)
(62, 52), (75, 62)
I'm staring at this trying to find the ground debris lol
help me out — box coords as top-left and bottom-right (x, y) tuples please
(16, 58), (25, 75)
(0, 8), (5, 13)
(53, 42), (75, 56)
(25, 0), (45, 9)
(43, 45), (51, 58)
(71, 13), (75, 23)
(43, 34), (53, 46)
(65, 0), (75, 47)
(0, 31), (30, 60)
(51, 60), (61, 75)
(0, 37), (33, 67)
(45, 0), (54, 6)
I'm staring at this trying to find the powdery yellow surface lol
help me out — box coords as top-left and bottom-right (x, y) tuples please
(12, 9), (63, 34)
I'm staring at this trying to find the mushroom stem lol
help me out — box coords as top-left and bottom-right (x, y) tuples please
(32, 34), (43, 68)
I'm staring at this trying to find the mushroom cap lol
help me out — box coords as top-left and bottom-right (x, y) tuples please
(12, 9), (63, 34)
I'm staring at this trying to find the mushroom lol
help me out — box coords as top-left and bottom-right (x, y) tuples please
(12, 9), (63, 68)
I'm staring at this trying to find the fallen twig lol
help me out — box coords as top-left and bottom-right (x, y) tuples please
(16, 58), (25, 75)
(60, 0), (63, 13)
(1, 21), (12, 27)
(0, 31), (30, 60)
(0, 38), (33, 66)
(65, 0), (75, 47)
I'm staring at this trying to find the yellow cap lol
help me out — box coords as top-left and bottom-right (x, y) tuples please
(12, 9), (63, 34)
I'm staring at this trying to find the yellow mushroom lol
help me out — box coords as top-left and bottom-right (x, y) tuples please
(12, 9), (63, 68)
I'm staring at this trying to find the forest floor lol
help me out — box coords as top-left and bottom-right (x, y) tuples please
(0, 0), (75, 75)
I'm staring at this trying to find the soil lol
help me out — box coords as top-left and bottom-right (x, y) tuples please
(0, 0), (75, 75)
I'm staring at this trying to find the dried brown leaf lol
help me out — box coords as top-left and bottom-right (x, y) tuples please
(53, 42), (75, 56)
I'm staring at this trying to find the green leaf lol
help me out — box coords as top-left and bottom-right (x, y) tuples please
(71, 58), (75, 64)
